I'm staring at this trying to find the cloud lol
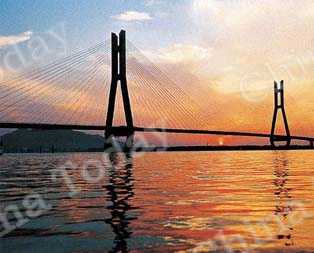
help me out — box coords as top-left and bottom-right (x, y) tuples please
(112, 11), (152, 22)
(144, 0), (162, 6)
(143, 43), (211, 65)
(0, 31), (33, 48)
(189, 0), (314, 93)
(0, 67), (5, 81)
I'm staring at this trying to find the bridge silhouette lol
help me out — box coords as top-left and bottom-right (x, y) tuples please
(0, 30), (313, 149)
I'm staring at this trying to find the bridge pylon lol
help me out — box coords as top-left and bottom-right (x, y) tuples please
(270, 80), (291, 148)
(105, 30), (134, 150)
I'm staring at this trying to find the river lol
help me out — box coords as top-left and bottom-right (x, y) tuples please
(1, 151), (314, 252)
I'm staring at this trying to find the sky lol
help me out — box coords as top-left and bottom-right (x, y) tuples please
(1, 0), (314, 145)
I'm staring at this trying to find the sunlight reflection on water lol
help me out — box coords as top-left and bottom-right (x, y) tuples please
(1, 151), (314, 252)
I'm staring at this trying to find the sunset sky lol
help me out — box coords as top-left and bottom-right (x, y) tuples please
(1, 0), (314, 145)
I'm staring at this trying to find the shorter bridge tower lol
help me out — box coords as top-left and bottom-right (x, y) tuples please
(105, 30), (134, 150)
(270, 80), (291, 148)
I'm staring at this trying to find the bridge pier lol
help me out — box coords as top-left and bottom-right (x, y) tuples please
(104, 30), (134, 151)
(270, 80), (291, 148)
(310, 140), (314, 148)
(104, 127), (134, 151)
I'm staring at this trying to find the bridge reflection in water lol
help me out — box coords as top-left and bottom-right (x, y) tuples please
(105, 152), (137, 253)
(273, 154), (294, 247)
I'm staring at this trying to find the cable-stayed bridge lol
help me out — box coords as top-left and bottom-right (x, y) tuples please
(0, 30), (313, 149)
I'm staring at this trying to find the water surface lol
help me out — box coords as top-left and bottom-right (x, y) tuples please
(1, 151), (314, 252)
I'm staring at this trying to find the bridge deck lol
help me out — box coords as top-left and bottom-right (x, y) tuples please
(0, 123), (313, 142)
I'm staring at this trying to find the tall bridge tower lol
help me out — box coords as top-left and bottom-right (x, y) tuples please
(270, 80), (291, 147)
(105, 30), (134, 148)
